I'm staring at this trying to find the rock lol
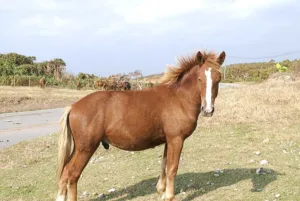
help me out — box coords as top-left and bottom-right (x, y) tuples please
(250, 159), (255, 163)
(98, 193), (104, 199)
(256, 167), (263, 175)
(90, 158), (96, 164)
(263, 138), (270, 143)
(275, 194), (281, 198)
(260, 160), (268, 166)
(215, 169), (224, 174)
(255, 151), (261, 155)
(206, 181), (214, 185)
(82, 191), (89, 196)
(213, 174), (219, 177)
(23, 165), (27, 168)
(108, 188), (116, 193)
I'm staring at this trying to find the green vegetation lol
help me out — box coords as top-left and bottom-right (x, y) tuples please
(0, 52), (73, 87)
(221, 59), (300, 83)
(0, 53), (152, 89)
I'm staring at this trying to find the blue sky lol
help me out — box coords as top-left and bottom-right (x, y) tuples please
(1, 0), (300, 77)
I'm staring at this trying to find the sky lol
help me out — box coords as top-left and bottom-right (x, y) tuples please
(1, 0), (300, 77)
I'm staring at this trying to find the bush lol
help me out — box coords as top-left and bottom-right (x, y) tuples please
(221, 59), (300, 83)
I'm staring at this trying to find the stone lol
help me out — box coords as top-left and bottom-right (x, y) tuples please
(260, 160), (268, 166)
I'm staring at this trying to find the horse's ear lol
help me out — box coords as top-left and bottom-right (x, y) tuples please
(197, 51), (204, 66)
(217, 51), (226, 66)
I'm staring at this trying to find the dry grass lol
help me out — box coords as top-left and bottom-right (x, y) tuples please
(0, 86), (94, 113)
(0, 80), (300, 201)
(205, 80), (300, 126)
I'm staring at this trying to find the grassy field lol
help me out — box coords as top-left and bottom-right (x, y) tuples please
(0, 80), (300, 201)
(0, 86), (94, 113)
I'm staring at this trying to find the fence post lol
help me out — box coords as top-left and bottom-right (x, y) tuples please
(223, 62), (227, 81)
(29, 76), (31, 87)
(13, 75), (15, 87)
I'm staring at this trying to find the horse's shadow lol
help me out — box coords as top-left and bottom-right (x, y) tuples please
(90, 168), (282, 201)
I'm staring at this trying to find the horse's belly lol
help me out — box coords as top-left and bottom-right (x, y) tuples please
(105, 131), (165, 151)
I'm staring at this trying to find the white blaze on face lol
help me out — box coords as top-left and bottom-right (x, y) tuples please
(204, 68), (213, 112)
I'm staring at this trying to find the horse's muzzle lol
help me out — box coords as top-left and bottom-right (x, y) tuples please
(200, 106), (214, 117)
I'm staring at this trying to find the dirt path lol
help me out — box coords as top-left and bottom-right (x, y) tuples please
(0, 108), (64, 149)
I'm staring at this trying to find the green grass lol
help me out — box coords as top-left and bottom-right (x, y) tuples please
(0, 122), (299, 201)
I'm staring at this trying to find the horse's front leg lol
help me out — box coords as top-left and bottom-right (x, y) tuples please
(156, 144), (168, 195)
(164, 137), (184, 201)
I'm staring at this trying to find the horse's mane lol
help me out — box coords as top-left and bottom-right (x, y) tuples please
(160, 51), (220, 86)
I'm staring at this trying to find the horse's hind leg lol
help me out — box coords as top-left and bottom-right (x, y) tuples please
(59, 145), (99, 201)
(156, 144), (168, 195)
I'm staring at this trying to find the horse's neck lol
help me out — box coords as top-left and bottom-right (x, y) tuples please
(174, 83), (202, 121)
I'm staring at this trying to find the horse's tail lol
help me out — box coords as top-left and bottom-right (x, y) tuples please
(56, 105), (73, 184)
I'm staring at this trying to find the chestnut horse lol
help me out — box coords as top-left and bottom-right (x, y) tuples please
(55, 50), (226, 201)
(39, 78), (45, 88)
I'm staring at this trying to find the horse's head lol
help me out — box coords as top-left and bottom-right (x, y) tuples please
(197, 51), (226, 117)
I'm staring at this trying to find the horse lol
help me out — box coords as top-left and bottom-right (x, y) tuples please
(55, 50), (226, 201)
(39, 78), (45, 88)
(76, 80), (81, 90)
(116, 81), (131, 90)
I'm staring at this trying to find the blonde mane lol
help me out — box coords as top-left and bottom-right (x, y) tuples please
(161, 51), (220, 86)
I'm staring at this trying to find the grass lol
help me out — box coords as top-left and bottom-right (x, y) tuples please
(0, 86), (94, 113)
(0, 80), (300, 201)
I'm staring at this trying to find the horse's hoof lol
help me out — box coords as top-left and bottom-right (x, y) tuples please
(161, 193), (165, 200)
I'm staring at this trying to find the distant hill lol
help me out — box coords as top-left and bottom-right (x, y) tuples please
(143, 73), (163, 83)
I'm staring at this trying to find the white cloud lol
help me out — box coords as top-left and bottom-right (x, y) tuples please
(106, 0), (206, 24)
(106, 0), (295, 24)
(53, 16), (74, 27)
(20, 15), (42, 26)
(97, 23), (123, 36)
(0, 0), (57, 11)
(229, 0), (296, 18)
(35, 0), (57, 10)
(19, 15), (78, 36)
(3, 0), (297, 38)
